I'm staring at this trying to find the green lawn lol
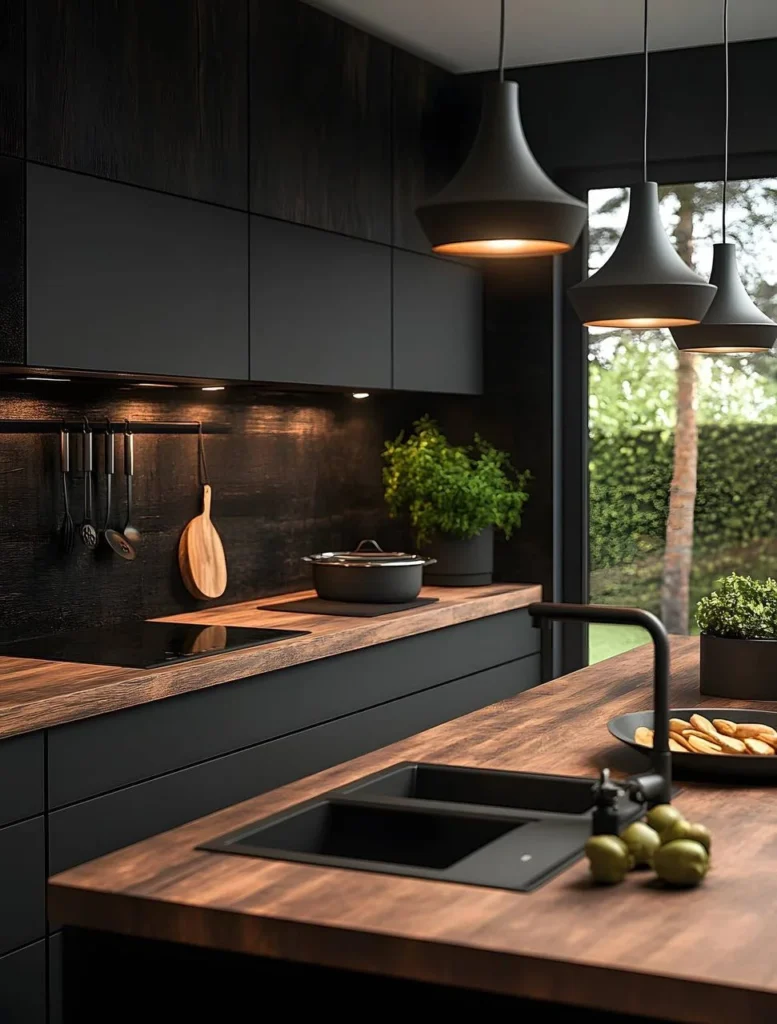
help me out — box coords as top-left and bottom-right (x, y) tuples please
(589, 624), (652, 664)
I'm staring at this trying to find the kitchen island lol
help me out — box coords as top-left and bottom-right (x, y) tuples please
(49, 636), (777, 1023)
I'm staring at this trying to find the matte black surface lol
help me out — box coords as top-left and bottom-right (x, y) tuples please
(0, 939), (46, 1024)
(202, 762), (642, 892)
(26, 165), (249, 378)
(671, 243), (777, 352)
(0, 733), (45, 828)
(48, 611), (538, 807)
(249, 0), (391, 241)
(231, 800), (522, 870)
(0, 621), (307, 669)
(392, 50), (474, 254)
(262, 596), (439, 617)
(700, 633), (777, 701)
(0, 817), (45, 955)
(0, 156), (24, 364)
(608, 707), (777, 779)
(422, 528), (494, 586)
(250, 216), (391, 388)
(0, 0), (23, 158)
(348, 763), (597, 815)
(28, 0), (248, 206)
(393, 249), (483, 394)
(48, 655), (538, 871)
(49, 933), (63, 1024)
(416, 83), (586, 255)
(568, 182), (716, 327)
(307, 559), (425, 603)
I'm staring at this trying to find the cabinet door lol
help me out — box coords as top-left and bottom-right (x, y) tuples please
(27, 164), (248, 379)
(27, 0), (247, 207)
(249, 0), (391, 242)
(250, 217), (391, 389)
(0, 817), (46, 956)
(393, 250), (483, 394)
(0, 156), (23, 363)
(0, 940), (46, 1024)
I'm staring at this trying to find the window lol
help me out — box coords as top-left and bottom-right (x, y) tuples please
(587, 179), (777, 663)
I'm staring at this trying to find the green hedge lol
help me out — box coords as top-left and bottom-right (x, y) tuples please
(590, 424), (777, 570)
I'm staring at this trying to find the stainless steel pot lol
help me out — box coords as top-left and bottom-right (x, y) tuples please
(303, 539), (436, 603)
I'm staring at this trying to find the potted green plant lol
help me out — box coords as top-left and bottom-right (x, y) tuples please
(382, 416), (530, 586)
(696, 573), (777, 700)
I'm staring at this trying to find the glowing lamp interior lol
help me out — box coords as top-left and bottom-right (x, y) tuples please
(432, 238), (571, 257)
(584, 317), (700, 329)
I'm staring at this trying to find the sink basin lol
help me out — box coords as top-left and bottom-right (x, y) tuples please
(200, 762), (644, 893)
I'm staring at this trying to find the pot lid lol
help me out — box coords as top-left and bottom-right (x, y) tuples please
(304, 539), (429, 568)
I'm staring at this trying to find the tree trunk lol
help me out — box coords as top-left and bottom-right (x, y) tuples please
(660, 187), (698, 634)
(661, 349), (699, 632)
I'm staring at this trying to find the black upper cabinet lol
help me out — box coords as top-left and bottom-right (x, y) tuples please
(0, 156), (24, 365)
(249, 0), (391, 243)
(392, 50), (475, 255)
(0, 0), (23, 158)
(393, 251), (483, 395)
(27, 0), (247, 207)
(27, 164), (248, 379)
(250, 216), (391, 389)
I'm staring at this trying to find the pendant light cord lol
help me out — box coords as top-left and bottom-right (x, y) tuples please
(642, 0), (649, 182)
(498, 0), (506, 82)
(722, 0), (729, 242)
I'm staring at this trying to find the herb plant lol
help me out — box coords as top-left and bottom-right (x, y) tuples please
(382, 416), (530, 546)
(696, 573), (777, 640)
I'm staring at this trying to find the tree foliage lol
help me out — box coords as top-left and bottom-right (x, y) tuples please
(696, 573), (777, 640)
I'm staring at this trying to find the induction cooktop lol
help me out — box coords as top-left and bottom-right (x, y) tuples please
(0, 621), (309, 669)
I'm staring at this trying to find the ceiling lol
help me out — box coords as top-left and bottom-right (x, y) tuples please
(306, 0), (777, 72)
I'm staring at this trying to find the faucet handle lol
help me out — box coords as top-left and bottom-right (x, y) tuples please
(592, 768), (627, 835)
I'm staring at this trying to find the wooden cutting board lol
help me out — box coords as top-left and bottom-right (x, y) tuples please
(178, 484), (228, 600)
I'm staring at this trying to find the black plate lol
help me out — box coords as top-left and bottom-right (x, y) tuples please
(609, 707), (777, 779)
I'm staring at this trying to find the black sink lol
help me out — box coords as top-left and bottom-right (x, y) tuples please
(200, 763), (644, 893)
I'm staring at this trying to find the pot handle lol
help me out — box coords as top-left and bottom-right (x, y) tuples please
(355, 539), (383, 552)
(422, 558), (437, 567)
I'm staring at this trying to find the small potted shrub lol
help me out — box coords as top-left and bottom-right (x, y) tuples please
(696, 573), (777, 700)
(382, 416), (530, 585)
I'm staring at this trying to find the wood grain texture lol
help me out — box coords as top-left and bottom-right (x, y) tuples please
(0, 0), (23, 158)
(178, 486), (228, 599)
(391, 49), (476, 254)
(27, 0), (247, 207)
(0, 583), (539, 738)
(249, 0), (391, 242)
(0, 156), (24, 363)
(48, 637), (777, 1023)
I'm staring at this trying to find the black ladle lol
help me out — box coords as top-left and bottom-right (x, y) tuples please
(122, 423), (141, 547)
(102, 429), (136, 561)
(79, 423), (98, 550)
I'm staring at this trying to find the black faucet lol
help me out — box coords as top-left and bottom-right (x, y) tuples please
(529, 602), (672, 811)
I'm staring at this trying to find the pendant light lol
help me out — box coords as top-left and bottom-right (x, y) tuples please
(415, 0), (586, 258)
(568, 0), (716, 327)
(670, 0), (777, 353)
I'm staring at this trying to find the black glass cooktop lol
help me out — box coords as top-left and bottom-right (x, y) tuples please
(0, 622), (309, 669)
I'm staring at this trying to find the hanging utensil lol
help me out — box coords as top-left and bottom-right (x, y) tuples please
(102, 428), (136, 561)
(57, 426), (75, 554)
(178, 424), (227, 599)
(122, 422), (141, 547)
(79, 420), (98, 550)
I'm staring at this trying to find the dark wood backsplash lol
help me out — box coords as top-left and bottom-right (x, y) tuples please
(0, 382), (531, 642)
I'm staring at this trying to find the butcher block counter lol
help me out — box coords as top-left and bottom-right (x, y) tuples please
(49, 636), (777, 1023)
(0, 582), (540, 738)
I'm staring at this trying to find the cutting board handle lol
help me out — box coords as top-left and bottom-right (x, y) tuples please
(202, 483), (212, 520)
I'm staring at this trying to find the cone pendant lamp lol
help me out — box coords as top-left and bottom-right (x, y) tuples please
(671, 0), (777, 353)
(415, 1), (586, 258)
(568, 0), (716, 327)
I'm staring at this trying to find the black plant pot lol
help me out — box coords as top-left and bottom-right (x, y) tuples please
(699, 632), (777, 701)
(421, 527), (493, 587)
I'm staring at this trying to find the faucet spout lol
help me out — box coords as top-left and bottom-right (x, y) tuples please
(529, 602), (672, 806)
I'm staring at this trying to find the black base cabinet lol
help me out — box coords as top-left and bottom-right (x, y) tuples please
(0, 610), (541, 1020)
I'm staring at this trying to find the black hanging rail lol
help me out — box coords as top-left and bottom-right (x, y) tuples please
(0, 420), (231, 434)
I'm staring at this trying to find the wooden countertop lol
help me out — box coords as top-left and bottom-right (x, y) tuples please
(0, 583), (540, 739)
(49, 637), (777, 1022)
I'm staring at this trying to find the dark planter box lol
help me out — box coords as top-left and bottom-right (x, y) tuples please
(421, 528), (493, 587)
(700, 632), (777, 701)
